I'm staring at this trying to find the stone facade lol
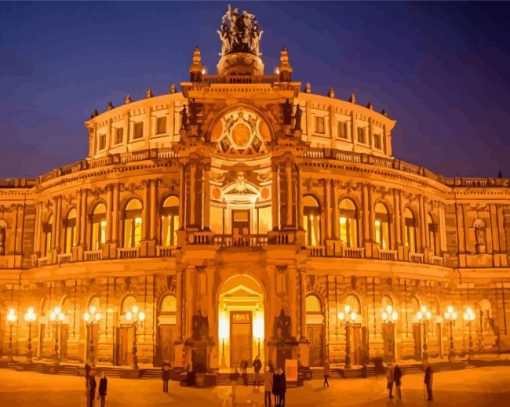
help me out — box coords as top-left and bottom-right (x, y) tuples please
(0, 7), (509, 374)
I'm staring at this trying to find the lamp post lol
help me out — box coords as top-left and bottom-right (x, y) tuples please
(416, 306), (432, 362)
(381, 305), (398, 363)
(124, 305), (145, 370)
(338, 305), (358, 369)
(444, 305), (458, 362)
(463, 307), (476, 360)
(24, 307), (37, 364)
(83, 306), (101, 367)
(6, 308), (17, 362)
(49, 306), (65, 365)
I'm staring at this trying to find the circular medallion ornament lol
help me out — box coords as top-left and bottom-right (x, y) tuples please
(231, 123), (251, 149)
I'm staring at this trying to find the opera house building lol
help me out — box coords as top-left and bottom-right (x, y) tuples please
(0, 7), (508, 380)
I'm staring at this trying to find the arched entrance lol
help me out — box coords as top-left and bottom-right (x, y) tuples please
(305, 294), (324, 367)
(218, 274), (264, 369)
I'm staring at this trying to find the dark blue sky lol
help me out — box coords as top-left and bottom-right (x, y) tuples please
(1, 1), (509, 178)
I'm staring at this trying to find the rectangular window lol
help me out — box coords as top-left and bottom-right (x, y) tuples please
(374, 133), (382, 150)
(156, 117), (167, 135)
(315, 117), (325, 134)
(338, 121), (348, 139)
(357, 127), (366, 144)
(115, 127), (123, 144)
(133, 122), (144, 140)
(98, 134), (106, 150)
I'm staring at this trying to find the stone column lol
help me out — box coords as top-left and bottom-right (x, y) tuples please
(272, 162), (280, 230)
(150, 179), (158, 241)
(80, 189), (88, 249)
(111, 184), (120, 246)
(332, 181), (339, 240)
(106, 185), (113, 242)
(286, 161), (293, 227)
(362, 184), (370, 245)
(189, 165), (196, 227)
(419, 195), (427, 252)
(203, 170), (210, 230)
(34, 202), (41, 254)
(324, 179), (331, 240)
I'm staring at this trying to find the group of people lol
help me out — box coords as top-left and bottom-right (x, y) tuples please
(85, 364), (108, 407)
(263, 365), (286, 407)
(386, 362), (434, 401)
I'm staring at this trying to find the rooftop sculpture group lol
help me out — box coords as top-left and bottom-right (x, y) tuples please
(217, 4), (263, 57)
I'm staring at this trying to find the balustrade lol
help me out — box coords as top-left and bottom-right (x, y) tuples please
(409, 252), (425, 263)
(37, 257), (49, 267)
(84, 250), (103, 262)
(342, 247), (365, 259)
(156, 246), (175, 257)
(116, 247), (140, 259)
(379, 249), (397, 261)
(431, 255), (444, 266)
(57, 253), (72, 264)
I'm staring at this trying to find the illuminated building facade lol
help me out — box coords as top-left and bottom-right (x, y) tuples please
(0, 7), (509, 375)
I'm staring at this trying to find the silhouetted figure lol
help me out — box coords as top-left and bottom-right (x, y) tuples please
(272, 369), (280, 407)
(323, 360), (330, 388)
(162, 361), (171, 393)
(386, 364), (394, 399)
(241, 359), (249, 386)
(97, 372), (107, 407)
(394, 364), (402, 400)
(264, 365), (273, 407)
(87, 374), (97, 407)
(85, 363), (91, 389)
(253, 356), (262, 389)
(424, 363), (433, 401)
(278, 368), (286, 407)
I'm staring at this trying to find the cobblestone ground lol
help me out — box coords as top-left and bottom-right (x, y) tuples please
(0, 367), (509, 406)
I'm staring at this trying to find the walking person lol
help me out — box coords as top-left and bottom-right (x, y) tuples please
(424, 363), (433, 401)
(85, 363), (91, 389)
(278, 368), (287, 407)
(253, 355), (262, 390)
(230, 366), (241, 406)
(97, 372), (107, 407)
(87, 373), (97, 407)
(161, 361), (171, 393)
(323, 360), (330, 388)
(241, 360), (249, 386)
(272, 368), (280, 407)
(394, 363), (402, 400)
(386, 364), (395, 399)
(264, 365), (273, 407)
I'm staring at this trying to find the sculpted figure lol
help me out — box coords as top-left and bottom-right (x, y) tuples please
(293, 104), (302, 131)
(180, 105), (189, 130)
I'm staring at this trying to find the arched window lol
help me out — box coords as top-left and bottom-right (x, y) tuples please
(381, 295), (393, 312)
(91, 203), (107, 251)
(306, 294), (322, 314)
(161, 196), (179, 247)
(427, 214), (437, 256)
(374, 203), (390, 250)
(344, 294), (361, 314)
(404, 208), (417, 253)
(123, 199), (142, 248)
(43, 214), (53, 257)
(303, 195), (321, 247)
(64, 208), (77, 254)
(122, 295), (137, 314)
(89, 295), (100, 310)
(160, 295), (177, 315)
(339, 198), (358, 248)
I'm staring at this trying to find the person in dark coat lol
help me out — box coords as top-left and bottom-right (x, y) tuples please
(241, 360), (249, 386)
(162, 361), (171, 393)
(253, 356), (262, 390)
(85, 363), (91, 389)
(272, 369), (280, 407)
(97, 372), (107, 407)
(394, 364), (402, 400)
(323, 360), (330, 388)
(186, 363), (195, 387)
(87, 374), (97, 407)
(424, 363), (433, 401)
(278, 368), (287, 407)
(386, 364), (394, 399)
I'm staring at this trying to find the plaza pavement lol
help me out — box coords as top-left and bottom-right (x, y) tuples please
(0, 366), (509, 406)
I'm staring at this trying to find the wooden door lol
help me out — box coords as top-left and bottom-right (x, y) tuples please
(351, 325), (361, 365)
(117, 327), (133, 366)
(230, 311), (252, 368)
(382, 323), (396, 362)
(60, 324), (69, 360)
(159, 325), (176, 364)
(307, 325), (324, 367)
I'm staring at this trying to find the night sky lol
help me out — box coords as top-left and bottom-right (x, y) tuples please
(1, 1), (509, 179)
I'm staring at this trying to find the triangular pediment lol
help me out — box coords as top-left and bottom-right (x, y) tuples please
(222, 283), (262, 298)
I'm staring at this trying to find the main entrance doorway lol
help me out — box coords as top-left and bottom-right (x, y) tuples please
(218, 274), (264, 369)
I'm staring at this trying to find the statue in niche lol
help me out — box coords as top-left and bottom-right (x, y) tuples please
(283, 99), (293, 126)
(473, 218), (486, 254)
(180, 105), (189, 130)
(292, 104), (302, 131)
(274, 309), (291, 341)
(192, 309), (209, 341)
(189, 99), (198, 126)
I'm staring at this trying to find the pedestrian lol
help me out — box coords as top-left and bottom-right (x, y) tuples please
(85, 363), (91, 389)
(264, 365), (273, 407)
(162, 361), (171, 393)
(97, 372), (107, 407)
(386, 364), (394, 399)
(323, 360), (330, 388)
(241, 360), (249, 386)
(87, 373), (97, 407)
(230, 366), (241, 405)
(394, 363), (402, 400)
(278, 368), (287, 407)
(186, 363), (194, 387)
(424, 363), (433, 401)
(253, 356), (262, 390)
(272, 368), (280, 407)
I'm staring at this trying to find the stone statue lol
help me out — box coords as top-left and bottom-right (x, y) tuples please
(274, 309), (291, 341)
(283, 99), (293, 126)
(218, 5), (263, 56)
(473, 218), (486, 254)
(192, 309), (209, 341)
(293, 104), (302, 131)
(189, 99), (198, 126)
(180, 105), (189, 130)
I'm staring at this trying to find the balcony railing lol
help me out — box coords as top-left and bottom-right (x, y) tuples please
(432, 255), (444, 266)
(37, 257), (49, 267)
(379, 249), (397, 261)
(117, 247), (140, 259)
(214, 234), (268, 248)
(156, 246), (175, 257)
(84, 250), (103, 262)
(343, 247), (365, 259)
(409, 252), (425, 263)
(57, 253), (72, 264)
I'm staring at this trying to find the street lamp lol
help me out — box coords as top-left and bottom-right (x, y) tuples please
(416, 305), (432, 362)
(124, 305), (145, 370)
(381, 305), (398, 363)
(24, 307), (37, 363)
(444, 305), (458, 362)
(338, 304), (358, 369)
(463, 307), (476, 359)
(83, 306), (101, 367)
(49, 306), (66, 364)
(6, 308), (17, 362)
